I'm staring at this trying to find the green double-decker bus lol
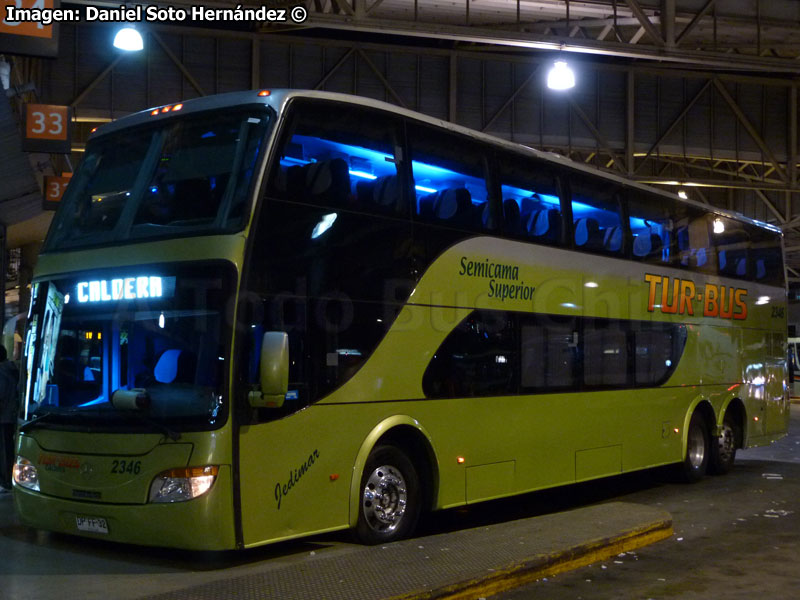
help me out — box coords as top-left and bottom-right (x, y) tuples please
(13, 89), (789, 550)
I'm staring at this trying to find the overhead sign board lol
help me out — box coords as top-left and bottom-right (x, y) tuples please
(22, 103), (72, 153)
(0, 0), (60, 58)
(43, 173), (71, 210)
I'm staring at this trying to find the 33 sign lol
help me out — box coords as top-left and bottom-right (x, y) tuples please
(43, 174), (71, 209)
(22, 103), (72, 153)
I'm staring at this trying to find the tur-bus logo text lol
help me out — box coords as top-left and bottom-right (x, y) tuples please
(644, 274), (747, 320)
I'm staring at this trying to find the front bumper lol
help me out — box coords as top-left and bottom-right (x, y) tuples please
(13, 465), (237, 551)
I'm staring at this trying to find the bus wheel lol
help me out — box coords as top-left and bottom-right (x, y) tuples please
(679, 411), (710, 483)
(355, 445), (421, 545)
(709, 413), (738, 475)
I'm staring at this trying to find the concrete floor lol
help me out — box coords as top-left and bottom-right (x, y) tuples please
(498, 404), (800, 599)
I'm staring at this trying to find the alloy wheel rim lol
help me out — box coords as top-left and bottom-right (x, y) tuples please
(688, 424), (706, 469)
(717, 423), (735, 464)
(362, 464), (407, 533)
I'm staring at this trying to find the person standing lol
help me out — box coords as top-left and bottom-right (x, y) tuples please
(0, 344), (18, 491)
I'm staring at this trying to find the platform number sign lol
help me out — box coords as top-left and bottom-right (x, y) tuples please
(22, 103), (72, 153)
(43, 173), (71, 210)
(0, 0), (60, 57)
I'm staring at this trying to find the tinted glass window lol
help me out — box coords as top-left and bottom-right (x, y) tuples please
(243, 297), (397, 418)
(633, 322), (686, 386)
(714, 216), (751, 280)
(628, 190), (677, 265)
(425, 310), (686, 399)
(497, 153), (563, 244)
(45, 110), (270, 251)
(749, 225), (784, 286)
(408, 124), (495, 232)
(243, 100), (416, 420)
(583, 319), (629, 388)
(269, 100), (405, 215)
(520, 315), (577, 391)
(675, 209), (717, 274)
(569, 177), (624, 255)
(21, 264), (234, 431)
(423, 311), (516, 398)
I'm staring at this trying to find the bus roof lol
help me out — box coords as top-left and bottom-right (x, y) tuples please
(89, 88), (781, 236)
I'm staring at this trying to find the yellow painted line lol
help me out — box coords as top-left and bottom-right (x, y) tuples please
(391, 520), (673, 600)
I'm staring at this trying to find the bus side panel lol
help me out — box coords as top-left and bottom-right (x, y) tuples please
(740, 327), (769, 439)
(238, 410), (353, 546)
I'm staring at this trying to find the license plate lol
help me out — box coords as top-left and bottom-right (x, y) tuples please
(76, 516), (109, 534)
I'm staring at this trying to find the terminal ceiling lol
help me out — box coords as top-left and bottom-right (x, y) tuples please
(7, 0), (800, 279)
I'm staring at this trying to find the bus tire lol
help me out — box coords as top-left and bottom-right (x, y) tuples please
(355, 444), (421, 545)
(678, 411), (710, 483)
(709, 413), (738, 475)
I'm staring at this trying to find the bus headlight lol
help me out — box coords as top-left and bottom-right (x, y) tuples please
(149, 466), (219, 503)
(13, 457), (40, 492)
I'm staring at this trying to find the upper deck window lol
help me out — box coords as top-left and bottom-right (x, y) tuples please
(43, 108), (272, 252)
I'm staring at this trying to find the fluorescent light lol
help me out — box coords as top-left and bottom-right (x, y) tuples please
(349, 170), (377, 180)
(113, 27), (144, 52)
(547, 60), (575, 91)
(415, 185), (437, 194)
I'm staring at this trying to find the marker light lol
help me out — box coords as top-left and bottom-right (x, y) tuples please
(150, 109), (159, 116)
(547, 60), (575, 91)
(713, 218), (725, 234)
(149, 466), (219, 503)
(13, 457), (40, 492)
(457, 456), (466, 464)
(113, 26), (144, 52)
(258, 90), (271, 97)
(172, 104), (183, 111)
(678, 190), (688, 200)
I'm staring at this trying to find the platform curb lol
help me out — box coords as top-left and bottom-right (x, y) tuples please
(390, 517), (674, 600)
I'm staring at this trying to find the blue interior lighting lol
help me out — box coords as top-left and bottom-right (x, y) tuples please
(349, 170), (377, 180)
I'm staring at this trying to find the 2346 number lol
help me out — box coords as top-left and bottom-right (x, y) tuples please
(111, 460), (141, 475)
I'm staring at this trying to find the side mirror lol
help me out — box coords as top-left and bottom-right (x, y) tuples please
(248, 331), (289, 408)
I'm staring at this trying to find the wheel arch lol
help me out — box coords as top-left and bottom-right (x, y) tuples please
(720, 397), (747, 449)
(348, 416), (439, 528)
(682, 396), (716, 452)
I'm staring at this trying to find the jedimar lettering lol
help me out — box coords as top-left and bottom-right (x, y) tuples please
(274, 449), (320, 509)
(645, 274), (747, 320)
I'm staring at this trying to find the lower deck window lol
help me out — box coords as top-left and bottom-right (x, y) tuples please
(423, 310), (686, 399)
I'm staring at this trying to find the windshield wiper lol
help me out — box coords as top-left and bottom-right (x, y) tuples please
(132, 414), (181, 441)
(19, 411), (61, 433)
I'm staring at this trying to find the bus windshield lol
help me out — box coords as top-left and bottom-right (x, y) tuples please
(19, 263), (234, 432)
(43, 108), (272, 252)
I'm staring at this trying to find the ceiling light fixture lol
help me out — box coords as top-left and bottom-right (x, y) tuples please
(113, 26), (144, 52)
(547, 60), (575, 91)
